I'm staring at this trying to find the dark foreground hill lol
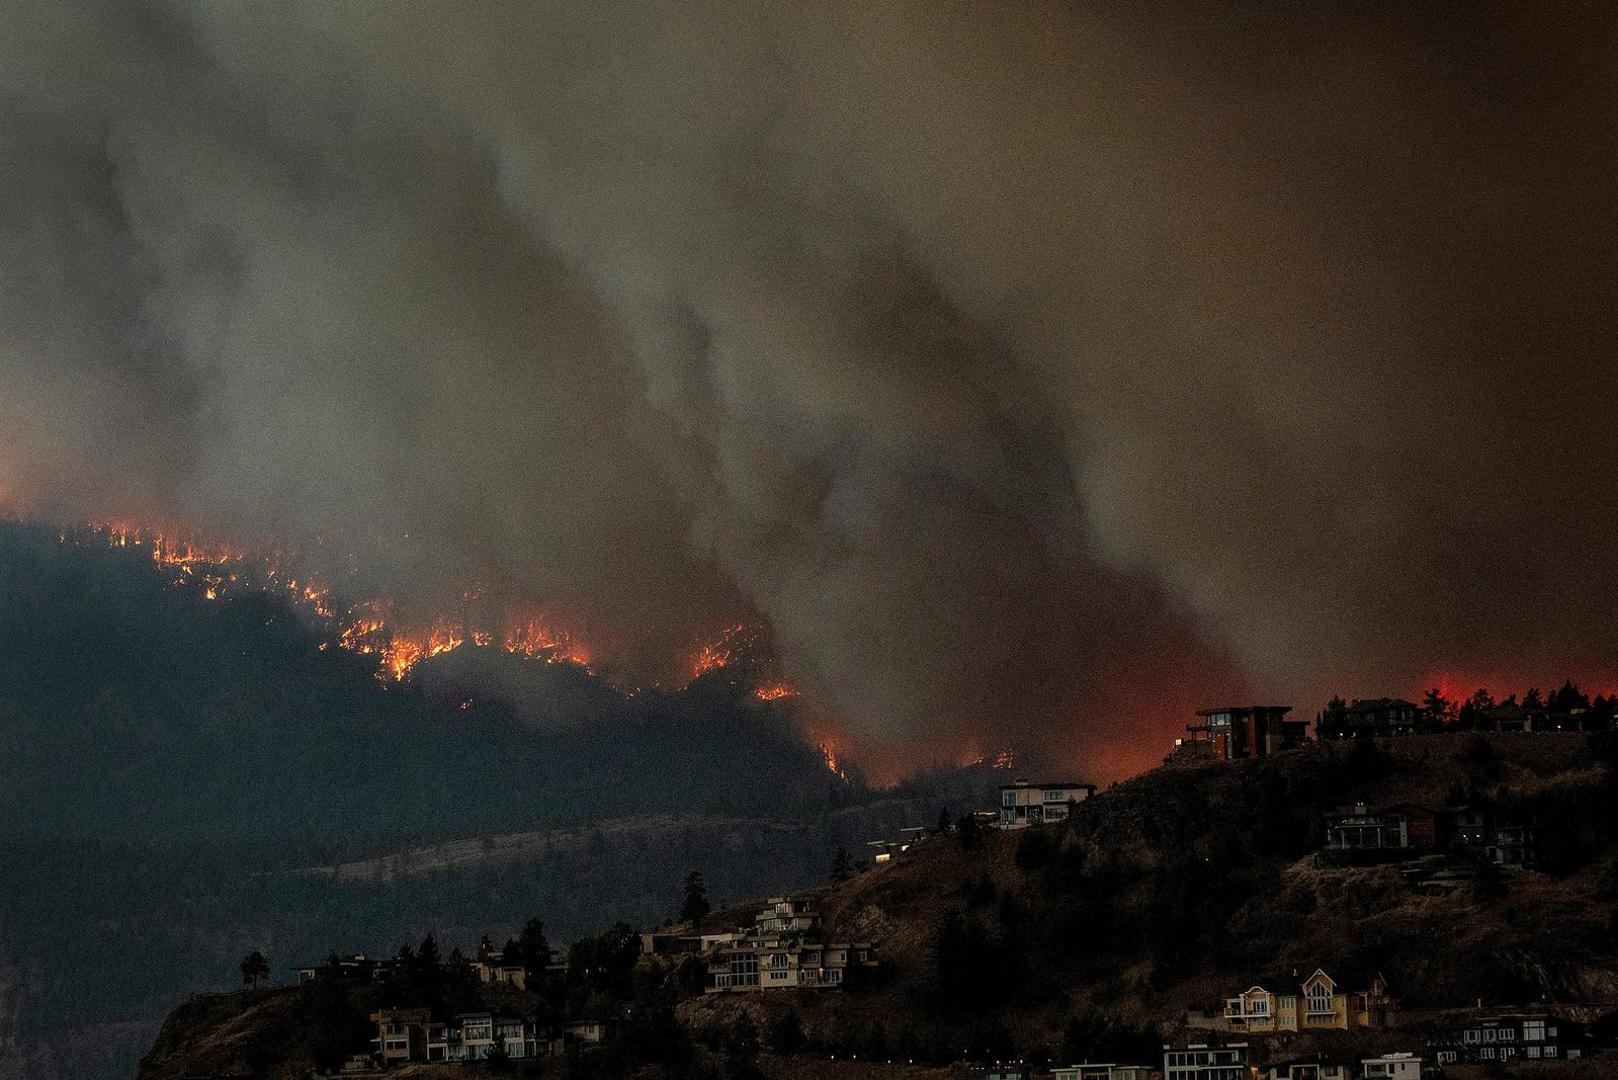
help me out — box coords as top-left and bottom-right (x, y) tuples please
(139, 733), (1618, 1078)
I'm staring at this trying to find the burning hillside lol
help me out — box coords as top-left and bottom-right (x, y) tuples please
(73, 523), (802, 705)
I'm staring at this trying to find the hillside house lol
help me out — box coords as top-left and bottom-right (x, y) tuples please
(370, 1009), (430, 1065)
(955, 1064), (1030, 1080)
(997, 780), (1095, 828)
(1265, 1057), (1348, 1080)
(1360, 1052), (1422, 1079)
(1184, 706), (1306, 761)
(756, 896), (822, 934)
(1336, 698), (1422, 738)
(705, 936), (874, 991)
(1429, 1014), (1588, 1065)
(1052, 1064), (1157, 1080)
(1215, 968), (1393, 1032)
(1163, 1042), (1249, 1080)
(1323, 803), (1439, 853)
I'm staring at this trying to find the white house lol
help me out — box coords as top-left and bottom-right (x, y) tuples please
(997, 780), (1095, 828)
(1053, 1065), (1156, 1080)
(1361, 1053), (1422, 1079)
(1164, 1043), (1249, 1080)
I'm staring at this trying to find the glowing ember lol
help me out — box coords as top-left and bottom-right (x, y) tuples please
(692, 623), (750, 678)
(754, 682), (797, 701)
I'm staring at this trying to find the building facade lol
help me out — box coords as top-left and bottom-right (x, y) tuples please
(1361, 1053), (1422, 1079)
(1429, 1014), (1588, 1065)
(1163, 1043), (1249, 1080)
(997, 780), (1096, 828)
(1185, 706), (1306, 760)
(1217, 969), (1393, 1033)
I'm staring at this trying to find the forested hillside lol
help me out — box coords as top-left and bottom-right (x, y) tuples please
(0, 522), (984, 1080)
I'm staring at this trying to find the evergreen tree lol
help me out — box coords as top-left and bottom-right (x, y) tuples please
(679, 871), (711, 924)
(239, 949), (269, 989)
(515, 917), (552, 977)
(1422, 687), (1454, 727)
(830, 846), (851, 883)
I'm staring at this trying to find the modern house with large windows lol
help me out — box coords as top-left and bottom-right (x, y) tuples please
(996, 779), (1095, 828)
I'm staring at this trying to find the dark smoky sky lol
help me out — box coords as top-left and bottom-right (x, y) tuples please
(2, 1), (1616, 780)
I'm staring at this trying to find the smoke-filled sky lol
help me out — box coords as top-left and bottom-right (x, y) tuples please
(3, 1), (1616, 779)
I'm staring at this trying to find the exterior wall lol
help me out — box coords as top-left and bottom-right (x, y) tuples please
(997, 784), (1093, 828)
(1164, 1045), (1249, 1080)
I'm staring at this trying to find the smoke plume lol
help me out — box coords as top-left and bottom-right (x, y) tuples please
(3, 1), (1615, 778)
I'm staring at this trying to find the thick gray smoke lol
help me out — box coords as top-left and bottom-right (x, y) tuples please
(3, 1), (1615, 778)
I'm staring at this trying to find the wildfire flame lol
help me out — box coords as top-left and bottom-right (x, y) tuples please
(754, 683), (797, 701)
(818, 741), (847, 781)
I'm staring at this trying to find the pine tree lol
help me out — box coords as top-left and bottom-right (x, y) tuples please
(830, 846), (851, 882)
(239, 950), (269, 989)
(679, 871), (711, 924)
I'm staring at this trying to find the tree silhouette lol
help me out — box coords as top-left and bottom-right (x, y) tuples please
(830, 846), (851, 882)
(679, 871), (711, 924)
(239, 949), (269, 989)
(1422, 687), (1454, 727)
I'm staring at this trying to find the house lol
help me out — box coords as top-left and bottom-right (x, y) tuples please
(1322, 803), (1440, 854)
(955, 1064), (1031, 1080)
(473, 942), (528, 990)
(704, 935), (875, 991)
(1184, 706), (1306, 760)
(298, 953), (390, 983)
(996, 780), (1096, 828)
(1216, 969), (1393, 1033)
(370, 1008), (430, 1065)
(1265, 1057), (1348, 1080)
(1337, 698), (1422, 738)
(1429, 1014), (1589, 1065)
(1360, 1052), (1422, 1079)
(1163, 1043), (1249, 1080)
(756, 897), (821, 935)
(1053, 1064), (1158, 1080)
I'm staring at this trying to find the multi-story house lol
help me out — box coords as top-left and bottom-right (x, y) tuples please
(996, 780), (1096, 828)
(1217, 968), (1393, 1032)
(705, 936), (875, 991)
(1163, 1043), (1248, 1080)
(1265, 1057), (1348, 1080)
(370, 1008), (430, 1065)
(755, 897), (821, 935)
(1339, 698), (1422, 738)
(1361, 1053), (1422, 1079)
(1429, 1014), (1589, 1065)
(1184, 705), (1307, 760)
(1052, 1064), (1157, 1080)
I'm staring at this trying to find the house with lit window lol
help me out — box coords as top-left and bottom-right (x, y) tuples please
(996, 780), (1095, 828)
(1163, 1042), (1249, 1080)
(1211, 968), (1393, 1033)
(1182, 706), (1307, 761)
(704, 936), (875, 992)
(1428, 1014), (1589, 1066)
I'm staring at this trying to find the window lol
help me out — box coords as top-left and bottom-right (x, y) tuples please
(1003, 791), (1017, 806)
(1545, 1047), (1557, 1058)
(1463, 1030), (1479, 1044)
(1524, 1020), (1546, 1041)
(1307, 983), (1334, 1015)
(1499, 1028), (1515, 1041)
(1044, 790), (1066, 802)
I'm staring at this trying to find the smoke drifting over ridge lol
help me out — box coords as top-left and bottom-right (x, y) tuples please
(3, 2), (1616, 778)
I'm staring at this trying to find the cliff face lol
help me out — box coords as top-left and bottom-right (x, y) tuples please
(138, 988), (315, 1080)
